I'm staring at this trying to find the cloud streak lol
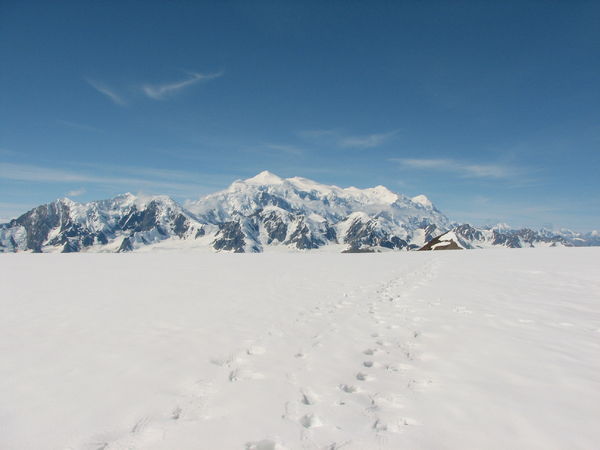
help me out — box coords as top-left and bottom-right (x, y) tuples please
(85, 79), (126, 106)
(57, 120), (102, 133)
(142, 71), (223, 100)
(299, 129), (398, 149)
(66, 188), (86, 197)
(338, 131), (399, 149)
(391, 158), (523, 179)
(0, 162), (209, 195)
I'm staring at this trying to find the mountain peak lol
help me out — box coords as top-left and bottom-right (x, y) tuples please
(411, 194), (433, 208)
(244, 171), (284, 185)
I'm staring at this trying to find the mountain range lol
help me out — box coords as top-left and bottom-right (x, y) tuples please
(1, 171), (596, 253)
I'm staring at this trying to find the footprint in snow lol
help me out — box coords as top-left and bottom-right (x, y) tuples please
(246, 345), (266, 355)
(339, 384), (358, 393)
(300, 413), (323, 428)
(300, 389), (318, 405)
(245, 439), (287, 450)
(356, 372), (374, 381)
(131, 416), (150, 434)
(363, 348), (381, 356)
(228, 368), (264, 382)
(171, 406), (182, 420)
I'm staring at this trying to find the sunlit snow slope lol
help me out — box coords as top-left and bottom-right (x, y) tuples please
(1, 248), (599, 449)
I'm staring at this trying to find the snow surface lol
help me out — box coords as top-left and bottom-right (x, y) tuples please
(1, 248), (599, 449)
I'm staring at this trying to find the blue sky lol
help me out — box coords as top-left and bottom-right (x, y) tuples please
(1, 1), (599, 231)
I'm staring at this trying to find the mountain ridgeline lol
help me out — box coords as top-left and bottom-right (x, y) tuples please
(0, 171), (594, 253)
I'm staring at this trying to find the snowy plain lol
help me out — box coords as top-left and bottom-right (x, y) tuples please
(1, 248), (599, 450)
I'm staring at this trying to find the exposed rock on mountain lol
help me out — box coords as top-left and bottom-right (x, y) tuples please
(0, 194), (203, 253)
(0, 171), (593, 253)
(419, 231), (464, 251)
(421, 224), (572, 251)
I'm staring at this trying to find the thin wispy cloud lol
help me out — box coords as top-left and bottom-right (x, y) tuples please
(66, 188), (86, 197)
(338, 130), (399, 149)
(0, 162), (208, 195)
(85, 78), (126, 106)
(391, 158), (523, 179)
(0, 148), (19, 156)
(57, 120), (102, 133)
(0, 202), (39, 223)
(299, 128), (398, 149)
(142, 71), (223, 100)
(298, 129), (338, 139)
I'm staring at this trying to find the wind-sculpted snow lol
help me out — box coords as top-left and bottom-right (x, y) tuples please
(1, 248), (599, 449)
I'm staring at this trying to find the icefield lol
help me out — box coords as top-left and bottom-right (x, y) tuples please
(1, 248), (599, 449)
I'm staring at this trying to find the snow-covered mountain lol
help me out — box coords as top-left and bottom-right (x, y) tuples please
(0, 171), (594, 253)
(418, 224), (572, 250)
(185, 171), (450, 252)
(0, 194), (204, 253)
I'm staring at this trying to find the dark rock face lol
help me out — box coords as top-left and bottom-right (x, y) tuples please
(324, 224), (337, 242)
(118, 237), (133, 253)
(285, 221), (323, 250)
(173, 213), (189, 238)
(212, 221), (247, 252)
(423, 224), (440, 242)
(256, 192), (293, 212)
(12, 201), (67, 252)
(62, 241), (80, 253)
(344, 217), (408, 250)
(9, 236), (18, 252)
(5, 200), (114, 252)
(342, 247), (376, 253)
(491, 228), (570, 248)
(492, 230), (521, 248)
(119, 202), (165, 235)
(259, 210), (289, 244)
(418, 235), (463, 251)
(454, 224), (485, 243)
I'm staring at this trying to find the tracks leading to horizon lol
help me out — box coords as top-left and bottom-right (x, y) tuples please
(74, 255), (441, 450)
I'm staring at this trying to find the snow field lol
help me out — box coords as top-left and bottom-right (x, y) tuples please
(1, 248), (599, 449)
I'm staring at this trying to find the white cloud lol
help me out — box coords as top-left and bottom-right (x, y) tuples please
(391, 158), (522, 179)
(142, 71), (223, 100)
(85, 79), (126, 106)
(66, 188), (86, 197)
(299, 129), (398, 149)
